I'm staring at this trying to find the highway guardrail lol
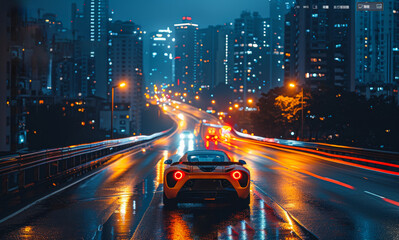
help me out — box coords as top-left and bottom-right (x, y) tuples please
(0, 127), (175, 195)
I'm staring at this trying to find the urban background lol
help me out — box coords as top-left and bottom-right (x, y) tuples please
(1, 0), (398, 154)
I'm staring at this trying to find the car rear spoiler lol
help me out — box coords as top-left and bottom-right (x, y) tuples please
(171, 162), (244, 166)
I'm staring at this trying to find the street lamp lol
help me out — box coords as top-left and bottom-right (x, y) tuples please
(289, 83), (304, 140)
(111, 82), (126, 139)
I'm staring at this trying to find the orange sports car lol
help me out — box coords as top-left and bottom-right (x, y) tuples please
(163, 150), (250, 207)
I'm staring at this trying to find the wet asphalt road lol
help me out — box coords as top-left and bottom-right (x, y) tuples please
(0, 104), (398, 239)
(0, 110), (305, 240)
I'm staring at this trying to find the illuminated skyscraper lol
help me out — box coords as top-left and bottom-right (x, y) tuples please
(197, 24), (234, 89)
(174, 17), (199, 88)
(148, 27), (174, 86)
(232, 11), (270, 99)
(107, 21), (144, 135)
(355, 0), (399, 98)
(284, 0), (355, 91)
(71, 0), (109, 99)
(269, 0), (296, 89)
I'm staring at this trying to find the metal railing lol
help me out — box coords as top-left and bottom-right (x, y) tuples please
(0, 128), (175, 195)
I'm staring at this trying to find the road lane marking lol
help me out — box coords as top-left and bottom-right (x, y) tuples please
(364, 191), (399, 207)
(251, 183), (318, 239)
(364, 191), (384, 199)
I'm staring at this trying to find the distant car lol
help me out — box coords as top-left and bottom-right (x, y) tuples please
(163, 150), (250, 207)
(205, 134), (218, 141)
(205, 134), (219, 147)
(180, 130), (194, 139)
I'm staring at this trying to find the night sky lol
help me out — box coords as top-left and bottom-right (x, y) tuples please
(25, 0), (269, 32)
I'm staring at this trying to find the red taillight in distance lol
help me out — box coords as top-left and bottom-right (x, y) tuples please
(232, 170), (242, 180)
(174, 170), (184, 180)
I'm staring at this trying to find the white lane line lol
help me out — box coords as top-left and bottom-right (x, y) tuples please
(364, 191), (385, 199)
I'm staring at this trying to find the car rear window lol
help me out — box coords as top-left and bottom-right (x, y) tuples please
(187, 154), (228, 162)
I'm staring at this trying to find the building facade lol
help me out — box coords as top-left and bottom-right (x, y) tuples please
(174, 17), (199, 89)
(232, 11), (270, 100)
(196, 25), (234, 89)
(106, 21), (144, 136)
(355, 0), (399, 98)
(148, 27), (174, 87)
(71, 0), (109, 99)
(269, 0), (296, 89)
(284, 0), (356, 91)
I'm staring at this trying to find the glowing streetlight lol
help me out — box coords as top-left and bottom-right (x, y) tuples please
(111, 82), (127, 139)
(247, 99), (253, 104)
(211, 100), (216, 104)
(234, 104), (239, 109)
(288, 82), (304, 140)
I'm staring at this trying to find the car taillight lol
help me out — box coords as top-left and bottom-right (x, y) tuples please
(174, 171), (184, 180)
(232, 171), (242, 180)
(206, 135), (210, 139)
(166, 170), (185, 188)
(231, 171), (249, 187)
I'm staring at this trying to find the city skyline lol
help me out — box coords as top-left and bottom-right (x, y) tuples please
(1, 0), (398, 153)
(26, 0), (269, 32)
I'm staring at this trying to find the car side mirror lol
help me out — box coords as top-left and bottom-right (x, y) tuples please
(239, 160), (247, 165)
(164, 159), (173, 165)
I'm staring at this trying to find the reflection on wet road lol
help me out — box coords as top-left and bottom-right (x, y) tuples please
(133, 182), (302, 240)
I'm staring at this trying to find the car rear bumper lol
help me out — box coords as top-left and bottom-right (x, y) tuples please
(176, 190), (238, 203)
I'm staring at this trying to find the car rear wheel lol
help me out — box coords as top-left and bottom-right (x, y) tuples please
(163, 192), (177, 208)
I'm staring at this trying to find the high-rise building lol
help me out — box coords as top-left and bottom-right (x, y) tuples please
(174, 17), (199, 88)
(283, 7), (297, 83)
(284, 0), (356, 91)
(36, 13), (74, 98)
(355, 0), (399, 98)
(71, 0), (109, 99)
(106, 21), (144, 136)
(197, 24), (234, 89)
(0, 1), (12, 153)
(0, 2), (32, 152)
(232, 11), (271, 100)
(148, 27), (174, 87)
(394, 2), (399, 88)
(269, 0), (296, 89)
